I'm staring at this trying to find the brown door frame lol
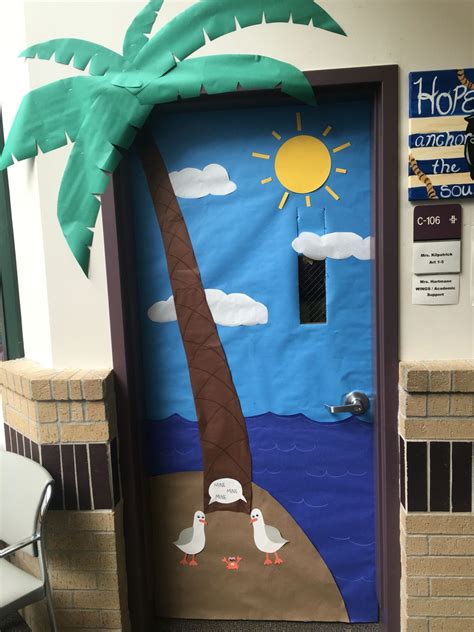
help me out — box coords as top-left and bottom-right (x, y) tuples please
(101, 64), (400, 631)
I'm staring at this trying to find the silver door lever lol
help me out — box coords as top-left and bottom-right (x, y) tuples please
(325, 391), (369, 415)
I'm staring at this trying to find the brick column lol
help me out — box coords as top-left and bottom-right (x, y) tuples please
(0, 359), (130, 631)
(399, 361), (474, 632)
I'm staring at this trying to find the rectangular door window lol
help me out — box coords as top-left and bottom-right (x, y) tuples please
(298, 256), (327, 324)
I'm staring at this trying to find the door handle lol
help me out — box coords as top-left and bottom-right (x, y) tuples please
(325, 391), (370, 415)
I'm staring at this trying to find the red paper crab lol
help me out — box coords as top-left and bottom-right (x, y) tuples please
(221, 556), (242, 570)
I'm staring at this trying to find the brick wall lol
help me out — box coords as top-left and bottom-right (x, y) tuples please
(399, 361), (474, 632)
(0, 359), (130, 632)
(3, 356), (473, 630)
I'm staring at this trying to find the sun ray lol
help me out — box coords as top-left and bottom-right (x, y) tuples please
(272, 130), (282, 140)
(322, 125), (332, 137)
(332, 142), (351, 153)
(305, 195), (311, 207)
(296, 112), (302, 132)
(278, 191), (289, 209)
(261, 177), (273, 184)
(336, 168), (347, 174)
(252, 152), (271, 159)
(325, 185), (340, 201)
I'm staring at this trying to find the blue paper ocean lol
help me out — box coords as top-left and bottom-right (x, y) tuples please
(148, 413), (377, 623)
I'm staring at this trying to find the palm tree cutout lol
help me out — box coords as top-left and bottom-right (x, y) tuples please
(0, 0), (345, 513)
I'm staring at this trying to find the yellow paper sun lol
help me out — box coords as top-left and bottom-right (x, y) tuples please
(252, 112), (351, 209)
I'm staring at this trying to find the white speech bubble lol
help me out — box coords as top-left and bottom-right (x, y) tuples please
(208, 478), (247, 504)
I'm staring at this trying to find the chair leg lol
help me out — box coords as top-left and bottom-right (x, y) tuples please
(44, 576), (58, 632)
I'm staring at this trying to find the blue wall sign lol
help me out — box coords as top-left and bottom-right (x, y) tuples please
(408, 68), (474, 201)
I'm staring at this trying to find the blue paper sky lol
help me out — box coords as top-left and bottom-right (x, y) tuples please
(128, 100), (374, 423)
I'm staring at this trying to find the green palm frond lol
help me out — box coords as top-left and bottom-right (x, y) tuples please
(2, 0), (348, 274)
(21, 39), (124, 75)
(0, 77), (103, 169)
(137, 54), (316, 106)
(57, 86), (151, 273)
(123, 0), (164, 61)
(133, 0), (345, 78)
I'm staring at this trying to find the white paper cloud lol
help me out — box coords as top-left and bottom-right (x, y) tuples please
(169, 164), (236, 198)
(292, 232), (374, 260)
(148, 289), (268, 327)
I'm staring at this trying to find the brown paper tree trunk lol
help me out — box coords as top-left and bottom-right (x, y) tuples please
(138, 133), (252, 514)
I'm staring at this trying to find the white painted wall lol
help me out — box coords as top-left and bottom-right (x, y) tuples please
(1, 0), (473, 367)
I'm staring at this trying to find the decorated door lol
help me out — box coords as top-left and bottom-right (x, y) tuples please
(129, 97), (376, 624)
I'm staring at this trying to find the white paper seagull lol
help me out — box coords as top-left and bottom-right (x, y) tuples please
(174, 510), (208, 566)
(250, 508), (289, 565)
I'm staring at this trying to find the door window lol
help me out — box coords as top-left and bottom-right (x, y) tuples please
(298, 256), (327, 324)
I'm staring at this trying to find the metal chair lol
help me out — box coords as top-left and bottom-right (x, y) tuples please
(0, 451), (57, 631)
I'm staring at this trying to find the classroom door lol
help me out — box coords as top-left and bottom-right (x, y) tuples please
(130, 97), (377, 624)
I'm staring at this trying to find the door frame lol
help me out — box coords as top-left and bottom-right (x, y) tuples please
(101, 64), (400, 631)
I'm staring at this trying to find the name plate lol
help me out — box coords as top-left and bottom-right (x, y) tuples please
(413, 204), (462, 241)
(412, 274), (460, 305)
(413, 240), (461, 274)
